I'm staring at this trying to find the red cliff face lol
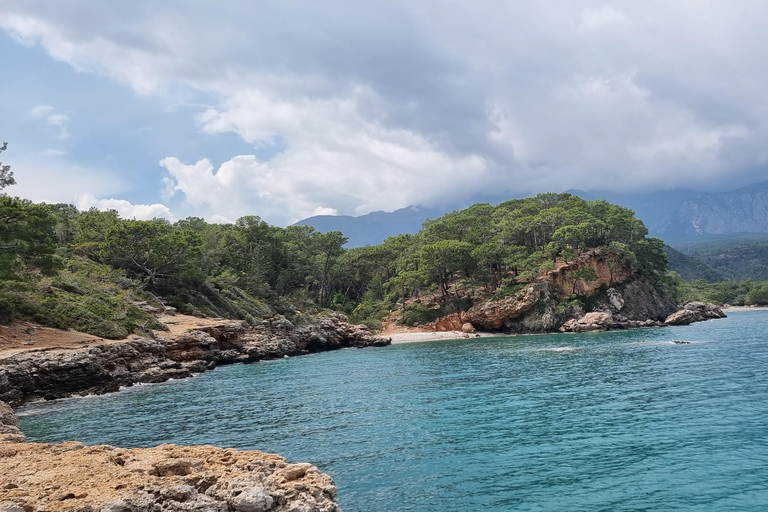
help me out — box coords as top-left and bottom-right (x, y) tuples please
(430, 248), (635, 332)
(545, 247), (633, 296)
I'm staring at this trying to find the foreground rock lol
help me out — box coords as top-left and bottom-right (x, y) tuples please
(665, 302), (727, 326)
(0, 402), (338, 512)
(0, 313), (388, 407)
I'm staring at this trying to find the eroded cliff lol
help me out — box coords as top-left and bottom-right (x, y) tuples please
(0, 313), (388, 407)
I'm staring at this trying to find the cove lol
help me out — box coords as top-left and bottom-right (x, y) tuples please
(18, 311), (768, 511)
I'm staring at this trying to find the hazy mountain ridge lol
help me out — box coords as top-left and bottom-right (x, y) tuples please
(294, 180), (768, 250)
(656, 181), (768, 239)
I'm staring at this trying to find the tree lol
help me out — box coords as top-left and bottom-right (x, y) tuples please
(0, 142), (16, 191)
(568, 266), (599, 294)
(101, 220), (203, 284)
(0, 197), (58, 278)
(419, 240), (476, 296)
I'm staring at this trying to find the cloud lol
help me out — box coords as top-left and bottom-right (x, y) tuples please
(28, 104), (55, 118)
(27, 104), (70, 139)
(10, 157), (126, 205)
(76, 193), (174, 221)
(5, 1), (768, 222)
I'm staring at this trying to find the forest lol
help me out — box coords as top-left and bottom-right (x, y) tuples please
(1, 154), (684, 337)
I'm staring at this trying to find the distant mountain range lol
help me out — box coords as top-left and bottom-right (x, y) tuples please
(294, 180), (768, 249)
(294, 205), (447, 247)
(655, 181), (768, 241)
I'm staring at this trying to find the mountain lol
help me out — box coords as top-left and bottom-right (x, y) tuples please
(295, 180), (768, 248)
(663, 245), (725, 282)
(294, 205), (446, 247)
(673, 236), (768, 281)
(656, 181), (768, 242)
(566, 188), (696, 236)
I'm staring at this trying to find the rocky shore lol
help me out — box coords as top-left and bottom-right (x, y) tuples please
(417, 248), (726, 336)
(0, 401), (339, 512)
(0, 313), (389, 407)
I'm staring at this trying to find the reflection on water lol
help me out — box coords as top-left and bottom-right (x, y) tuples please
(19, 312), (768, 511)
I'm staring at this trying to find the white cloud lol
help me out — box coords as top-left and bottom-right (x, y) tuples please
(313, 207), (338, 216)
(76, 193), (174, 221)
(28, 104), (55, 118)
(10, 158), (125, 205)
(5, 1), (768, 221)
(27, 104), (70, 139)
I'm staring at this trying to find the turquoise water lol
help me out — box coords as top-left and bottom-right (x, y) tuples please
(18, 311), (768, 511)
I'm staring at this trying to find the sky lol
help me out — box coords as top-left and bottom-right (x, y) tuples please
(2, 1), (768, 225)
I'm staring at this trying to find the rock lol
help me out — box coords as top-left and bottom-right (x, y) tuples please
(0, 441), (339, 512)
(560, 312), (612, 333)
(0, 402), (24, 443)
(607, 288), (625, 311)
(0, 314), (389, 407)
(231, 486), (274, 512)
(665, 302), (726, 326)
(461, 322), (475, 333)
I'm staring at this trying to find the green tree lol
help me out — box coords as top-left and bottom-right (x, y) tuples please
(568, 266), (599, 294)
(0, 142), (16, 191)
(101, 220), (203, 284)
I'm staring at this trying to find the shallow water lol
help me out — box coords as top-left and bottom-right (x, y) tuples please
(18, 311), (768, 511)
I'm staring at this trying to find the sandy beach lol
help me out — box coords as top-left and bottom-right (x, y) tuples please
(721, 306), (768, 312)
(381, 330), (499, 344)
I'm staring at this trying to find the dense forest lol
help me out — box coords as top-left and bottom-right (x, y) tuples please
(5, 140), (764, 338)
(1, 142), (683, 337)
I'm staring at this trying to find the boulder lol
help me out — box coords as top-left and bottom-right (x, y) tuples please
(461, 322), (476, 334)
(560, 312), (613, 333)
(607, 288), (625, 311)
(665, 302), (726, 326)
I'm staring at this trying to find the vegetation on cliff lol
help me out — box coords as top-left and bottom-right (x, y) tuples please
(0, 146), (676, 335)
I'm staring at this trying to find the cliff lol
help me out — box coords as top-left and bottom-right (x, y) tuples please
(425, 247), (708, 334)
(0, 402), (339, 512)
(0, 313), (388, 407)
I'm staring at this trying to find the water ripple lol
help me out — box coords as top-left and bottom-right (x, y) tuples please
(18, 311), (768, 511)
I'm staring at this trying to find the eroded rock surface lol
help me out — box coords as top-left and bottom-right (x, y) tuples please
(0, 439), (337, 511)
(0, 313), (388, 407)
(665, 302), (727, 326)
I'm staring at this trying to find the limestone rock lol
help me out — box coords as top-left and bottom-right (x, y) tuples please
(665, 302), (727, 326)
(461, 322), (475, 334)
(607, 288), (625, 311)
(0, 440), (340, 512)
(560, 312), (613, 333)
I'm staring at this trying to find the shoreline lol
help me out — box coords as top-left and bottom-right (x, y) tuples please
(721, 305), (768, 312)
(383, 330), (499, 344)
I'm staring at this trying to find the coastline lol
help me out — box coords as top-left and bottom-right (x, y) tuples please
(721, 305), (768, 312)
(383, 330), (499, 344)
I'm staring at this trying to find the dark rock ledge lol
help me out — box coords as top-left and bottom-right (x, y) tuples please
(0, 313), (389, 407)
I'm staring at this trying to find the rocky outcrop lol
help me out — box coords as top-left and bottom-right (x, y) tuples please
(560, 312), (613, 333)
(0, 314), (388, 407)
(545, 247), (634, 296)
(0, 400), (339, 512)
(665, 302), (727, 326)
(0, 401), (25, 443)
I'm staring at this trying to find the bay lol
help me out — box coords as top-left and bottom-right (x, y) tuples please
(18, 311), (768, 511)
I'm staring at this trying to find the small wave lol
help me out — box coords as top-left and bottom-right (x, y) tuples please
(537, 346), (579, 353)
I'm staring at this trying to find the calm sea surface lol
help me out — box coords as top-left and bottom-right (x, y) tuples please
(18, 311), (768, 511)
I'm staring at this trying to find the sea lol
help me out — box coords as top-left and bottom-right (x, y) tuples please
(17, 310), (768, 511)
